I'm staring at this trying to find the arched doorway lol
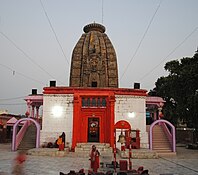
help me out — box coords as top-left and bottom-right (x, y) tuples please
(149, 119), (176, 152)
(114, 120), (131, 130)
(114, 120), (131, 149)
(12, 118), (40, 151)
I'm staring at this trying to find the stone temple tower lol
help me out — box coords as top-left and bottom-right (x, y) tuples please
(69, 23), (119, 88)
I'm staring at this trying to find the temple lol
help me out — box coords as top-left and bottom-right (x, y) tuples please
(9, 23), (176, 155)
(40, 23), (148, 149)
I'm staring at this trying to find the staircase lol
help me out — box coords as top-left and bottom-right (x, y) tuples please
(75, 143), (113, 158)
(152, 125), (174, 155)
(18, 124), (36, 150)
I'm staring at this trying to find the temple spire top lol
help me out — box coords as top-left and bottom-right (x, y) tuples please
(83, 23), (106, 33)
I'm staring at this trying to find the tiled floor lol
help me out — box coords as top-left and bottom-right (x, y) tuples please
(0, 144), (198, 175)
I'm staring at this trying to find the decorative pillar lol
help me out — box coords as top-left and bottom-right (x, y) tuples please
(31, 106), (35, 118)
(128, 143), (132, 170)
(158, 107), (163, 119)
(71, 94), (80, 150)
(136, 130), (140, 149)
(109, 94), (115, 148)
(153, 112), (157, 121)
(26, 100), (31, 117)
(36, 106), (40, 120)
(125, 130), (130, 149)
(113, 129), (117, 172)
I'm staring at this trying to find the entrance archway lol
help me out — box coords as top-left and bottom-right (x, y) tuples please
(114, 120), (131, 130)
(114, 120), (132, 149)
(149, 119), (176, 152)
(12, 118), (40, 151)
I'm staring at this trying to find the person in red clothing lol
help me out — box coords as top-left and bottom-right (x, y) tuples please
(12, 150), (26, 175)
(89, 145), (100, 173)
(57, 136), (64, 151)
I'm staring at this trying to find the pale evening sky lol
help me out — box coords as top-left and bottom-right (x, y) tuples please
(0, 0), (198, 114)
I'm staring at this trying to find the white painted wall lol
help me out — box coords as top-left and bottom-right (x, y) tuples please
(40, 94), (73, 146)
(40, 93), (148, 148)
(115, 95), (149, 148)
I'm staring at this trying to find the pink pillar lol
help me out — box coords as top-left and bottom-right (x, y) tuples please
(27, 100), (31, 117)
(36, 106), (39, 120)
(32, 106), (35, 118)
(153, 112), (157, 121)
(158, 107), (163, 119)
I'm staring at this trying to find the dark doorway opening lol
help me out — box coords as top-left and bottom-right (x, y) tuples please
(88, 118), (99, 142)
(92, 82), (97, 87)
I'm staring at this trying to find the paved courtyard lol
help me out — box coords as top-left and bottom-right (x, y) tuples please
(0, 143), (198, 175)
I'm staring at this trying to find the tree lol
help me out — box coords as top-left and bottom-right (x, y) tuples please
(150, 50), (198, 130)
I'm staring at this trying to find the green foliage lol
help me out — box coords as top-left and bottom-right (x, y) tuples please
(150, 51), (198, 129)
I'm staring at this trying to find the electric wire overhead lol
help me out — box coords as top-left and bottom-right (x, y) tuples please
(0, 96), (26, 101)
(101, 0), (104, 24)
(0, 63), (45, 85)
(40, 0), (70, 65)
(120, 0), (163, 80)
(138, 25), (198, 82)
(0, 103), (26, 106)
(0, 31), (64, 85)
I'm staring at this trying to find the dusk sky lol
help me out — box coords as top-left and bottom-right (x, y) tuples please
(0, 0), (198, 114)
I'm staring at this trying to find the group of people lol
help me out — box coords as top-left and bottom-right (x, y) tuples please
(11, 133), (101, 174)
(56, 135), (101, 173)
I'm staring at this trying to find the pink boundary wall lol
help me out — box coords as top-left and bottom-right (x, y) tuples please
(149, 119), (176, 152)
(12, 118), (40, 151)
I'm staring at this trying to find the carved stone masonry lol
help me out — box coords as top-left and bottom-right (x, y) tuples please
(69, 23), (119, 88)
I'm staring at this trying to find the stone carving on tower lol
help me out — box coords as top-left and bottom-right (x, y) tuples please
(69, 23), (118, 88)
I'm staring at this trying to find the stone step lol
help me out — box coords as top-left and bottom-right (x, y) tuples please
(153, 147), (172, 150)
(153, 133), (167, 135)
(75, 147), (112, 152)
(75, 143), (113, 157)
(153, 129), (164, 132)
(75, 147), (112, 153)
(153, 131), (166, 133)
(152, 125), (174, 154)
(153, 139), (170, 142)
(157, 152), (177, 156)
(154, 149), (173, 152)
(76, 143), (111, 149)
(153, 134), (167, 136)
(153, 144), (171, 148)
(73, 151), (113, 158)
(27, 148), (70, 157)
(153, 142), (169, 145)
(153, 132), (167, 135)
(153, 145), (171, 148)
(153, 141), (169, 143)
(153, 146), (172, 150)
(18, 124), (36, 150)
(153, 146), (171, 149)
(76, 142), (110, 148)
(153, 139), (169, 142)
(118, 149), (158, 159)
